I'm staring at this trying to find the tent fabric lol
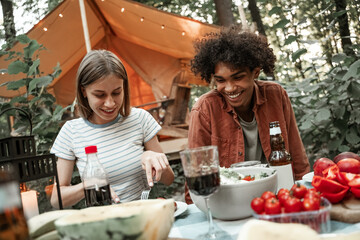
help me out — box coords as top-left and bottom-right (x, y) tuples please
(0, 0), (218, 107)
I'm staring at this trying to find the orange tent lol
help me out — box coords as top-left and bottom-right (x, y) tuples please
(0, 0), (217, 108)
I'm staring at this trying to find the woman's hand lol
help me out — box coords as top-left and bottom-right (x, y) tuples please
(110, 186), (120, 204)
(141, 150), (170, 187)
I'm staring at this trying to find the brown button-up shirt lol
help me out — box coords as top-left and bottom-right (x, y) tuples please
(185, 80), (310, 204)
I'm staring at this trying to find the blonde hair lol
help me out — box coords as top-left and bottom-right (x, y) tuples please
(76, 50), (131, 119)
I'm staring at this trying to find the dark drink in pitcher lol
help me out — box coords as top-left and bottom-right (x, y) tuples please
(186, 172), (220, 196)
(84, 184), (112, 207)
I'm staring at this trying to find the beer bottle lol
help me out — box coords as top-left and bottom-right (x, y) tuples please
(268, 121), (294, 190)
(82, 145), (112, 207)
(0, 166), (30, 240)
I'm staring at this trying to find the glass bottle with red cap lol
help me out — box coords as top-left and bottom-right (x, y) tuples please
(83, 145), (112, 207)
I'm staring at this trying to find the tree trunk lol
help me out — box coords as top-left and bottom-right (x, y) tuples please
(1, 0), (16, 48)
(333, 0), (355, 56)
(247, 0), (266, 36)
(214, 0), (235, 26)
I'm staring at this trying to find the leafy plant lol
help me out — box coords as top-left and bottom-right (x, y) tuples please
(0, 34), (71, 154)
(284, 50), (360, 164)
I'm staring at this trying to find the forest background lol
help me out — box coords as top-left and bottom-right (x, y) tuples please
(0, 0), (359, 207)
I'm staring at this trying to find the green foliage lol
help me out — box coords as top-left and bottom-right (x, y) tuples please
(0, 34), (70, 154)
(284, 51), (360, 163)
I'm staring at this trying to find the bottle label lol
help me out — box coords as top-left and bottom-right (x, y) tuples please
(270, 126), (281, 135)
(0, 181), (22, 212)
(270, 164), (294, 191)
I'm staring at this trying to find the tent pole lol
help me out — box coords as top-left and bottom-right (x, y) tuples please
(79, 0), (91, 52)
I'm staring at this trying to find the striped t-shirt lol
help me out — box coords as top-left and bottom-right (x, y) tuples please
(50, 107), (161, 202)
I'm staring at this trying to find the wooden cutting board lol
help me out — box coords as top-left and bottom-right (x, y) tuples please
(330, 195), (360, 223)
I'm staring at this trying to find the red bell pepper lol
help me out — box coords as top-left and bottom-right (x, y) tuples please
(312, 176), (348, 193)
(350, 187), (360, 198)
(336, 172), (357, 186)
(322, 165), (339, 180)
(348, 177), (360, 188)
(321, 187), (349, 203)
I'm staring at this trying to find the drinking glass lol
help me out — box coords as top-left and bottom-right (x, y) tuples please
(180, 145), (231, 240)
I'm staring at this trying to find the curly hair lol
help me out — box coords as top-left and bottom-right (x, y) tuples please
(191, 25), (276, 83)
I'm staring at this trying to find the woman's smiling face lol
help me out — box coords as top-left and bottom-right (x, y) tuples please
(81, 74), (124, 125)
(213, 62), (260, 113)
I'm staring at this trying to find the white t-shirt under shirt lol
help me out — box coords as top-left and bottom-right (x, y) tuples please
(50, 107), (161, 202)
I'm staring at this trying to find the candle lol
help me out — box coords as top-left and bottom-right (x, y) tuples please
(21, 190), (39, 220)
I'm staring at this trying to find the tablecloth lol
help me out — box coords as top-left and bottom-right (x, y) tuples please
(169, 203), (360, 240)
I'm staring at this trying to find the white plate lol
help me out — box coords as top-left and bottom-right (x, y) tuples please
(302, 171), (314, 182)
(174, 201), (187, 218)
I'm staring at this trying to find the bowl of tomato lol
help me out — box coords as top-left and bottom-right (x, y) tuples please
(190, 166), (277, 220)
(251, 185), (332, 233)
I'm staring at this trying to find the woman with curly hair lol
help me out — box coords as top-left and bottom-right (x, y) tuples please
(185, 25), (310, 204)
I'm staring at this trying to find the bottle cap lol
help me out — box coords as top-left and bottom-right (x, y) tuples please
(85, 145), (97, 154)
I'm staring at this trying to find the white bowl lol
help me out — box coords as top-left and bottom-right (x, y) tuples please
(190, 167), (277, 220)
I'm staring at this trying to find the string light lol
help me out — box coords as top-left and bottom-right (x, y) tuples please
(104, 1), (194, 38)
(35, 0), (194, 39)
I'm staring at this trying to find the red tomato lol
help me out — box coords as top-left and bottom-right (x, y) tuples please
(278, 192), (290, 206)
(264, 198), (281, 215)
(283, 197), (302, 213)
(251, 197), (265, 214)
(277, 188), (290, 197)
(290, 183), (307, 199)
(304, 188), (321, 200)
(261, 191), (276, 201)
(243, 175), (255, 181)
(302, 197), (321, 211)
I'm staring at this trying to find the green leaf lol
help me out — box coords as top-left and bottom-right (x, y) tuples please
(6, 79), (27, 90)
(269, 6), (282, 16)
(7, 60), (28, 74)
(342, 60), (360, 80)
(332, 106), (346, 119)
(273, 19), (290, 29)
(52, 62), (62, 79)
(10, 96), (27, 104)
(328, 138), (342, 151)
(338, 145), (350, 152)
(333, 10), (347, 18)
(299, 119), (312, 130)
(28, 76), (53, 93)
(16, 34), (31, 44)
(348, 81), (360, 97)
(332, 53), (347, 63)
(346, 130), (360, 145)
(24, 40), (40, 59)
(315, 109), (331, 122)
(28, 59), (40, 76)
(292, 48), (307, 62)
(284, 35), (297, 45)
